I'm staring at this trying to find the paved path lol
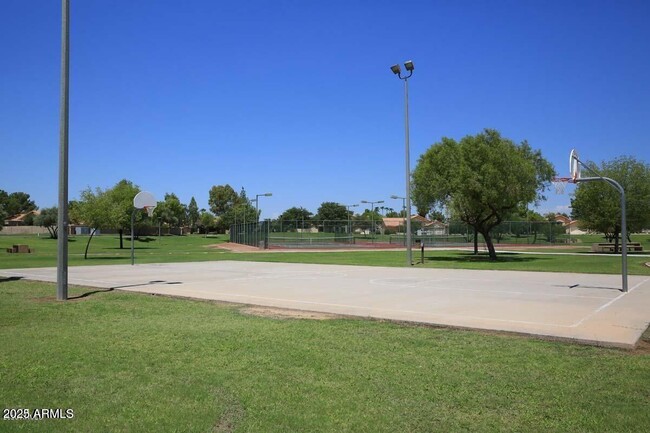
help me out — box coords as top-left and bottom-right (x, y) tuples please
(3, 261), (649, 348)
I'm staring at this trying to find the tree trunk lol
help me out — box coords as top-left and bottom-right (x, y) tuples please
(473, 227), (478, 255)
(483, 230), (498, 261)
(614, 231), (620, 253)
(84, 228), (97, 259)
(119, 229), (123, 249)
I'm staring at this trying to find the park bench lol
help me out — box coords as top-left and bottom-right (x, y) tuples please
(6, 244), (34, 254)
(590, 242), (643, 253)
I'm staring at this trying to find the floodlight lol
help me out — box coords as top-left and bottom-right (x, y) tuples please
(390, 64), (401, 75)
(361, 200), (369, 203)
(263, 193), (273, 197)
(404, 60), (414, 71)
(390, 195), (401, 199)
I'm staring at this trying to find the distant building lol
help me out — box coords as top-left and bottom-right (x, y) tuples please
(382, 215), (448, 235)
(4, 210), (40, 226)
(554, 214), (587, 235)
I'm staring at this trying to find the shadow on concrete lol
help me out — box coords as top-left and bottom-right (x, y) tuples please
(110, 280), (183, 290)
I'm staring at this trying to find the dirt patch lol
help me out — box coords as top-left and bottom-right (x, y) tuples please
(644, 262), (650, 268)
(208, 242), (261, 253)
(630, 339), (650, 355)
(239, 306), (340, 320)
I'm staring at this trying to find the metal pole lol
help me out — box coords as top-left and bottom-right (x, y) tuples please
(577, 176), (628, 292)
(56, 0), (70, 301)
(370, 201), (374, 242)
(131, 208), (135, 265)
(402, 197), (406, 246)
(404, 78), (413, 265)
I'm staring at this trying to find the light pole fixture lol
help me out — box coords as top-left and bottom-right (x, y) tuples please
(390, 195), (407, 245)
(253, 192), (272, 222)
(390, 59), (414, 265)
(342, 203), (358, 235)
(361, 200), (384, 241)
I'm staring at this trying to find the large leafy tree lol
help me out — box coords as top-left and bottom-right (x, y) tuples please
(314, 202), (348, 221)
(571, 156), (650, 251)
(75, 179), (140, 257)
(0, 190), (37, 217)
(207, 186), (257, 232)
(196, 210), (215, 234)
(279, 206), (313, 221)
(154, 193), (187, 229)
(413, 129), (555, 260)
(208, 184), (239, 216)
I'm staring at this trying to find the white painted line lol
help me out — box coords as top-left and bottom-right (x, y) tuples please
(130, 286), (581, 328)
(570, 277), (650, 327)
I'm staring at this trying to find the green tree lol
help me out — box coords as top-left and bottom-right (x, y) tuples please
(154, 193), (186, 230)
(208, 185), (239, 216)
(188, 197), (199, 232)
(571, 156), (650, 251)
(0, 191), (37, 217)
(209, 187), (257, 233)
(0, 190), (7, 231)
(413, 129), (555, 260)
(279, 206), (313, 222)
(34, 207), (58, 238)
(75, 179), (141, 257)
(196, 210), (215, 235)
(314, 202), (348, 221)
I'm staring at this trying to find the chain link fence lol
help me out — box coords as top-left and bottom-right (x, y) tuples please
(230, 219), (568, 249)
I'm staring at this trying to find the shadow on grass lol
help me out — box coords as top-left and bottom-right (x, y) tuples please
(424, 253), (546, 263)
(83, 256), (130, 261)
(69, 288), (114, 300)
(106, 247), (157, 251)
(0, 276), (24, 283)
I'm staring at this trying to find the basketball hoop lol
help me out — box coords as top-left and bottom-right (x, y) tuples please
(144, 206), (156, 218)
(551, 177), (573, 194)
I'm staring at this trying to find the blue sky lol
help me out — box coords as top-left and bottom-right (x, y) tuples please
(2, 0), (649, 219)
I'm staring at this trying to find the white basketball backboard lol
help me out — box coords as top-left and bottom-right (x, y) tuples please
(133, 191), (156, 209)
(569, 149), (580, 181)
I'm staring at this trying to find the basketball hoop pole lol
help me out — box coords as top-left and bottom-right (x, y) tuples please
(131, 208), (136, 265)
(573, 155), (628, 292)
(131, 191), (157, 266)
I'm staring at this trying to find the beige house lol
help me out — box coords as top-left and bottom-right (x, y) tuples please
(382, 215), (448, 235)
(554, 214), (587, 235)
(4, 210), (40, 226)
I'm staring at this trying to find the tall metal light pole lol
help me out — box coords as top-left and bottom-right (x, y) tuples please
(57, 0), (70, 301)
(361, 200), (384, 241)
(343, 203), (358, 235)
(253, 192), (272, 222)
(391, 60), (414, 265)
(390, 195), (407, 246)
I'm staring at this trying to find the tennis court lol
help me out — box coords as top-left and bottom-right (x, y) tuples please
(3, 261), (649, 348)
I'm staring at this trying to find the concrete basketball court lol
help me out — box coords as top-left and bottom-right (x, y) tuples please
(3, 261), (650, 348)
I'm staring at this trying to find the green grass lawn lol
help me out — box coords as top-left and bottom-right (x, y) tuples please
(1, 279), (649, 432)
(2, 234), (650, 275)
